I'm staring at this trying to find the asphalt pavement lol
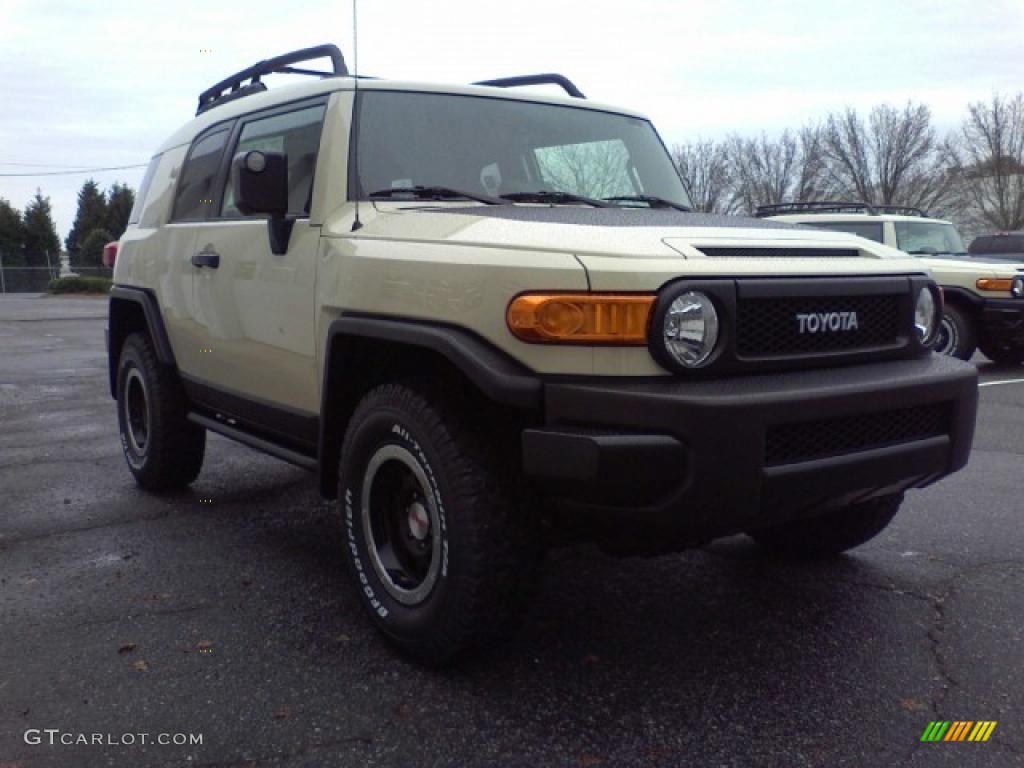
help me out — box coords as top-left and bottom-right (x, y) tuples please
(1, 293), (1022, 768)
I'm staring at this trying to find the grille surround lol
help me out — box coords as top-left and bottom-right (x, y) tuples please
(736, 294), (903, 358)
(765, 403), (951, 466)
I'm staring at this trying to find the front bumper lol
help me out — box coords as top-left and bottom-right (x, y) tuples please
(523, 354), (977, 539)
(980, 299), (1024, 345)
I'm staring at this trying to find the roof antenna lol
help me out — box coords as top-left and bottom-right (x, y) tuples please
(350, 0), (363, 232)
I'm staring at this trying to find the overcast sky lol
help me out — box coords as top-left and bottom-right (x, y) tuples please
(1, 0), (1021, 241)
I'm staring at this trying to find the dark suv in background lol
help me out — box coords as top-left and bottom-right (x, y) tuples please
(969, 232), (1024, 262)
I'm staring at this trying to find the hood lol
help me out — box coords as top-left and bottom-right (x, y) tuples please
(329, 203), (917, 265)
(919, 256), (1024, 277)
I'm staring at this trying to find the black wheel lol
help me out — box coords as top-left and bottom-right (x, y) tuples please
(338, 381), (541, 665)
(749, 494), (903, 559)
(978, 340), (1024, 366)
(116, 332), (205, 491)
(934, 304), (977, 360)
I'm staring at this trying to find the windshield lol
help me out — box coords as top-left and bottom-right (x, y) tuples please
(894, 221), (967, 255)
(353, 91), (691, 208)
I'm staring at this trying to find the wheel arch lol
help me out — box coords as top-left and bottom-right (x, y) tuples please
(317, 315), (541, 498)
(940, 286), (983, 317)
(108, 286), (177, 399)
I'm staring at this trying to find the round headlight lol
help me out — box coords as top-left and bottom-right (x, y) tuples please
(1012, 276), (1024, 298)
(915, 287), (939, 344)
(662, 291), (720, 367)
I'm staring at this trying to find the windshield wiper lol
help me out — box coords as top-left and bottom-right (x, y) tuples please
(603, 195), (692, 212)
(368, 186), (508, 205)
(500, 190), (613, 208)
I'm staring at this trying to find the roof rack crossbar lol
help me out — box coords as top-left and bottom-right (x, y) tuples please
(754, 200), (928, 218)
(197, 44), (348, 116)
(473, 73), (586, 99)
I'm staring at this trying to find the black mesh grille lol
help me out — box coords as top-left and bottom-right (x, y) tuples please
(699, 247), (861, 259)
(736, 294), (901, 357)
(765, 403), (950, 466)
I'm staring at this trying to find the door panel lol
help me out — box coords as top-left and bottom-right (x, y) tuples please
(189, 220), (320, 412)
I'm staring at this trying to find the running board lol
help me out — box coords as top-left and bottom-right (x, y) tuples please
(187, 412), (318, 471)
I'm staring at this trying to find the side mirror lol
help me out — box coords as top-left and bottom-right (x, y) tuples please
(232, 150), (293, 254)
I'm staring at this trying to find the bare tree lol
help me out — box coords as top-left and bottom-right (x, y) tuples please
(535, 141), (633, 200)
(822, 102), (955, 212)
(727, 126), (832, 214)
(671, 139), (736, 213)
(947, 93), (1024, 231)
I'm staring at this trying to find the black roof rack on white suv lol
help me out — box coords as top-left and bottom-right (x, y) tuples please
(755, 201), (928, 218)
(196, 44), (589, 117)
(196, 44), (349, 116)
(472, 73), (585, 99)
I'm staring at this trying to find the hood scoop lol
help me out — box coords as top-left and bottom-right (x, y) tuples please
(696, 246), (863, 259)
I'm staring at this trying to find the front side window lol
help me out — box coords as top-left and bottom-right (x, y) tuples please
(894, 221), (967, 256)
(172, 128), (229, 221)
(222, 103), (327, 217)
(353, 91), (690, 207)
(810, 221), (884, 243)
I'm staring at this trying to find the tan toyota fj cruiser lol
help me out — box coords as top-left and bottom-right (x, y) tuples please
(759, 202), (1024, 363)
(107, 45), (978, 663)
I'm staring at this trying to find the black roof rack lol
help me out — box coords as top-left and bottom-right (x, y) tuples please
(472, 73), (585, 99)
(755, 201), (928, 218)
(196, 44), (348, 116)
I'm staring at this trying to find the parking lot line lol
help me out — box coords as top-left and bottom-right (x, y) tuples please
(978, 377), (1024, 388)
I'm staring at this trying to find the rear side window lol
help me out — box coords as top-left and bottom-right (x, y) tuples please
(172, 128), (230, 221)
(809, 221), (884, 243)
(221, 104), (327, 218)
(127, 155), (160, 225)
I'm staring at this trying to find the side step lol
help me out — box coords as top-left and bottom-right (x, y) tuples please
(188, 412), (317, 471)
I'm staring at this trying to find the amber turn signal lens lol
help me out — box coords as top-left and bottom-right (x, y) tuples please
(507, 293), (655, 344)
(976, 278), (1014, 292)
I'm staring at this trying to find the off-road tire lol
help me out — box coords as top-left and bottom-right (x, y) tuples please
(978, 340), (1024, 366)
(116, 332), (205, 491)
(338, 381), (541, 666)
(749, 494), (903, 559)
(935, 304), (977, 360)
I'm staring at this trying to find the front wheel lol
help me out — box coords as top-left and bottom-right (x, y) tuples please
(934, 305), (977, 360)
(748, 494), (903, 559)
(978, 340), (1024, 366)
(338, 382), (540, 665)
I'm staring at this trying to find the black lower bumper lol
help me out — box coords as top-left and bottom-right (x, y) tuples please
(981, 300), (1024, 345)
(523, 355), (977, 539)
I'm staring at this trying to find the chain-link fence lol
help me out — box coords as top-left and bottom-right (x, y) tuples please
(0, 252), (112, 293)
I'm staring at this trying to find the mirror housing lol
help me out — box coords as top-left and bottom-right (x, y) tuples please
(232, 150), (294, 254)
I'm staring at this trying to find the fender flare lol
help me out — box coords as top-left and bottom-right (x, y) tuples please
(317, 314), (542, 497)
(107, 286), (176, 398)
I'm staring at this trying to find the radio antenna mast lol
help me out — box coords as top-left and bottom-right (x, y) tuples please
(350, 0), (363, 232)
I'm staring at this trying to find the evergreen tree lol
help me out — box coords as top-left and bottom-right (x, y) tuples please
(79, 228), (115, 269)
(22, 190), (60, 269)
(0, 197), (26, 267)
(66, 179), (108, 264)
(105, 183), (135, 239)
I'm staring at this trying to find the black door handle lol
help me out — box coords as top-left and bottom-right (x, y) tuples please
(191, 250), (220, 269)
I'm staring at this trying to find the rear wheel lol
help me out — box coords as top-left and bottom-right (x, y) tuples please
(116, 333), (205, 491)
(934, 305), (977, 360)
(978, 340), (1024, 366)
(749, 494), (903, 559)
(338, 381), (541, 665)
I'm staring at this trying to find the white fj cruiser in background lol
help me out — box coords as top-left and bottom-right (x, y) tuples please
(760, 202), (1024, 363)
(107, 45), (978, 664)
